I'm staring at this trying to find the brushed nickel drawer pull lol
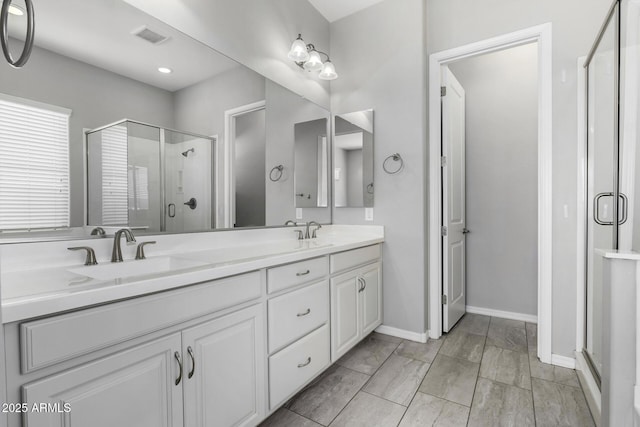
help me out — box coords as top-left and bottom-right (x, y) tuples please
(174, 351), (183, 385)
(297, 308), (311, 317)
(298, 357), (312, 368)
(296, 270), (311, 276)
(187, 346), (195, 379)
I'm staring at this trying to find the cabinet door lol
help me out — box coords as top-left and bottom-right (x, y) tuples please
(330, 273), (360, 361)
(22, 333), (184, 427)
(360, 263), (383, 336)
(182, 304), (265, 427)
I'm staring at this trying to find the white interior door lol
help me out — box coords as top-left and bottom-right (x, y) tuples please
(442, 66), (467, 332)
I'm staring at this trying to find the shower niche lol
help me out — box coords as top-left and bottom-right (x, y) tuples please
(86, 120), (214, 233)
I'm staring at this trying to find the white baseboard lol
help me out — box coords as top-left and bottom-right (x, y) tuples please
(634, 386), (640, 427)
(375, 325), (428, 343)
(575, 351), (601, 426)
(551, 354), (576, 369)
(466, 305), (538, 323)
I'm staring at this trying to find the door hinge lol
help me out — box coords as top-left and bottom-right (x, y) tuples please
(442, 294), (447, 305)
(441, 86), (446, 96)
(441, 226), (447, 236)
(440, 156), (447, 167)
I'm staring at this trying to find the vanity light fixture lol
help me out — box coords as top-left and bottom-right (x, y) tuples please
(288, 34), (338, 80)
(157, 67), (172, 74)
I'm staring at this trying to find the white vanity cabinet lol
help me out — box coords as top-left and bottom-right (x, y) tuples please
(22, 333), (184, 427)
(182, 304), (265, 427)
(330, 246), (382, 361)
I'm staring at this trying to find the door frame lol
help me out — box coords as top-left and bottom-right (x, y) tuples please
(427, 23), (553, 364)
(222, 100), (266, 228)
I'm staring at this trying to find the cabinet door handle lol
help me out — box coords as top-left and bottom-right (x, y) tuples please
(187, 346), (195, 379)
(297, 308), (311, 317)
(298, 357), (312, 368)
(174, 351), (183, 385)
(362, 277), (367, 291)
(296, 270), (310, 277)
(358, 277), (365, 292)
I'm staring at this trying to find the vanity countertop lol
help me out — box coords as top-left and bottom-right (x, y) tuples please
(0, 225), (383, 323)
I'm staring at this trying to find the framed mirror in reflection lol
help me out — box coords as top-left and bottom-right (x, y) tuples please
(0, 0), (331, 242)
(334, 110), (374, 208)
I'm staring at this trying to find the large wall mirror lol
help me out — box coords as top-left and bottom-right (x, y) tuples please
(0, 0), (331, 240)
(334, 110), (374, 208)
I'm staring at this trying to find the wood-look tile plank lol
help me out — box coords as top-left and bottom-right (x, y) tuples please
(289, 365), (370, 426)
(532, 377), (595, 427)
(440, 329), (486, 363)
(528, 350), (580, 388)
(394, 339), (443, 363)
(363, 354), (430, 406)
(454, 313), (491, 336)
(468, 378), (535, 427)
(260, 408), (323, 427)
(418, 354), (479, 407)
(328, 392), (406, 427)
(479, 345), (531, 390)
(486, 317), (527, 353)
(336, 335), (399, 375)
(398, 392), (469, 427)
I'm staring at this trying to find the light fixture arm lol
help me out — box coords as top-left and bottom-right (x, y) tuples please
(295, 43), (331, 68)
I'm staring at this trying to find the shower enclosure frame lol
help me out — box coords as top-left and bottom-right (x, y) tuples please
(580, 0), (621, 391)
(85, 118), (216, 232)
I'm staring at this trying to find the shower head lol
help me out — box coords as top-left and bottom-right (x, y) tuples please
(181, 148), (195, 157)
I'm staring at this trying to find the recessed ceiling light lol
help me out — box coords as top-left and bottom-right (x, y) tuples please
(158, 67), (172, 74)
(8, 5), (24, 16)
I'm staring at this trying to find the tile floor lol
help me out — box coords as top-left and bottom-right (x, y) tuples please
(260, 314), (595, 427)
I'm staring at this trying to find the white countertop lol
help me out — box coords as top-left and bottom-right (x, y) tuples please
(0, 225), (384, 323)
(594, 248), (640, 260)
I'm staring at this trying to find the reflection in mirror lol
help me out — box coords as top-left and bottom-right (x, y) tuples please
(334, 110), (374, 208)
(0, 0), (331, 242)
(86, 120), (214, 234)
(294, 119), (329, 208)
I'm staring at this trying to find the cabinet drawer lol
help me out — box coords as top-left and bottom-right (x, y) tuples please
(267, 257), (328, 294)
(268, 280), (329, 353)
(330, 244), (381, 273)
(20, 272), (261, 373)
(269, 324), (330, 409)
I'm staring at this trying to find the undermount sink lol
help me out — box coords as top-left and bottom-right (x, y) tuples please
(68, 257), (208, 281)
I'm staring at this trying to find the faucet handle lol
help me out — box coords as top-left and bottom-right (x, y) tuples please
(135, 241), (156, 260)
(68, 246), (98, 266)
(293, 230), (304, 240)
(311, 223), (322, 238)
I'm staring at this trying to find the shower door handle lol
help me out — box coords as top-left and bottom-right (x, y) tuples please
(184, 198), (197, 210)
(593, 192), (628, 225)
(168, 203), (176, 218)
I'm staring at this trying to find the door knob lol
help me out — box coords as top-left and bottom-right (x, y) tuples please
(462, 228), (470, 234)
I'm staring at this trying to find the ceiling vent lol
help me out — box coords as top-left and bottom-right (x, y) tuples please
(132, 26), (169, 45)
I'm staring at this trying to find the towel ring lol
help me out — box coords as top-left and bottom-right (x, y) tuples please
(1, 0), (35, 68)
(383, 153), (404, 174)
(269, 165), (284, 182)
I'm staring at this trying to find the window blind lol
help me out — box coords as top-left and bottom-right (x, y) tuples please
(0, 96), (71, 231)
(100, 125), (128, 225)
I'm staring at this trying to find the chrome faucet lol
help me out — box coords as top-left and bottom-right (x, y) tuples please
(306, 221), (322, 239)
(90, 226), (106, 237)
(111, 228), (136, 263)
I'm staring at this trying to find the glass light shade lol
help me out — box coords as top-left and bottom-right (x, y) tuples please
(303, 50), (323, 71)
(318, 60), (338, 80)
(288, 37), (309, 62)
(8, 4), (24, 15)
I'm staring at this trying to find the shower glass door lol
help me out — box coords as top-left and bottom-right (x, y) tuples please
(584, 0), (620, 385)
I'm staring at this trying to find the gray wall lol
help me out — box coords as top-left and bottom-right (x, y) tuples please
(448, 43), (538, 316)
(0, 44), (175, 227)
(235, 109), (266, 227)
(124, 0), (331, 109)
(427, 0), (610, 357)
(330, 0), (428, 335)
